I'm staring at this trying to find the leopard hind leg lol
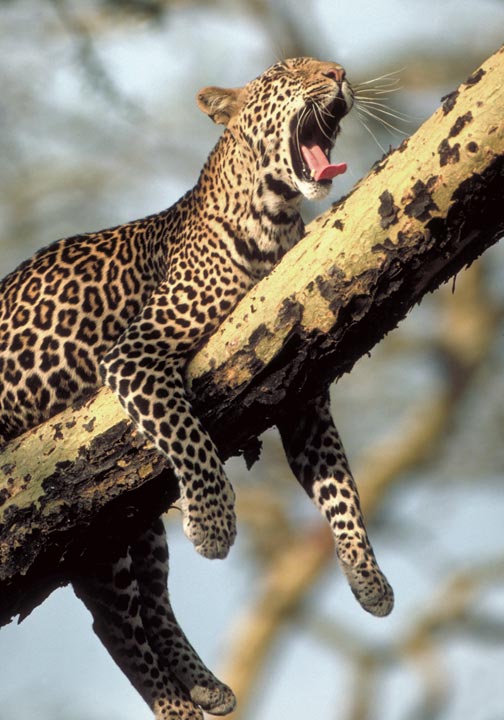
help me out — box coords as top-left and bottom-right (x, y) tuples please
(73, 548), (202, 719)
(131, 517), (236, 716)
(278, 390), (394, 617)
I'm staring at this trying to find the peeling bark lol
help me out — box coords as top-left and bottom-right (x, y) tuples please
(1, 45), (503, 627)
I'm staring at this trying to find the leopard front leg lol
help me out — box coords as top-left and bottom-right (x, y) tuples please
(278, 390), (394, 617)
(100, 285), (236, 560)
(131, 517), (236, 716)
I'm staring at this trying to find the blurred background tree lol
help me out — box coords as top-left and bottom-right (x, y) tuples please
(1, 2), (503, 719)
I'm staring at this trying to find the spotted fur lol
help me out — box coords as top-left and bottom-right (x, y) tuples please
(278, 392), (394, 616)
(74, 519), (235, 718)
(0, 58), (392, 717)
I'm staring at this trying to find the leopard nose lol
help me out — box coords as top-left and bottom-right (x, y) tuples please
(323, 67), (346, 83)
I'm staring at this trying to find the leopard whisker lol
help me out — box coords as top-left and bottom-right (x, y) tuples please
(353, 68), (404, 89)
(355, 110), (389, 155)
(312, 103), (334, 144)
(355, 104), (410, 137)
(294, 105), (310, 167)
(354, 99), (413, 123)
(355, 87), (404, 99)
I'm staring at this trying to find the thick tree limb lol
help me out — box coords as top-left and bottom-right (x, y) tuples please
(1, 46), (503, 627)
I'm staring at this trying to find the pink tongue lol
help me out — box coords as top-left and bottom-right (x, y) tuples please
(301, 144), (347, 181)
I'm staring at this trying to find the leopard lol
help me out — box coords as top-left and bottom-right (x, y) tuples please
(0, 58), (394, 719)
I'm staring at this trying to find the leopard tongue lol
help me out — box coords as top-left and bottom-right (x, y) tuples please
(301, 143), (347, 181)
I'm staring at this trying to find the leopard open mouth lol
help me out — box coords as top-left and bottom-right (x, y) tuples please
(289, 97), (348, 184)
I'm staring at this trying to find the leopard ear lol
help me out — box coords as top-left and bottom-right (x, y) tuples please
(196, 86), (247, 126)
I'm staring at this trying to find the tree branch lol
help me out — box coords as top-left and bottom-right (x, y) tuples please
(1, 45), (503, 627)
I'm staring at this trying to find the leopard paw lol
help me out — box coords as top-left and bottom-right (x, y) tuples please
(180, 494), (236, 560)
(338, 551), (395, 617)
(152, 681), (204, 720)
(189, 682), (236, 715)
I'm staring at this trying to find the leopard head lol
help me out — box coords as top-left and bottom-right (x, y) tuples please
(197, 57), (353, 202)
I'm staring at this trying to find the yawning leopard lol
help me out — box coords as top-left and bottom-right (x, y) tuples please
(0, 58), (393, 719)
